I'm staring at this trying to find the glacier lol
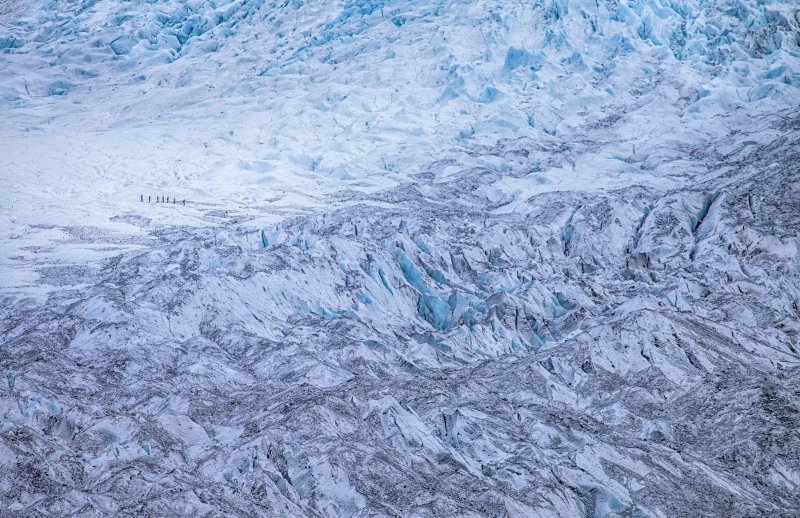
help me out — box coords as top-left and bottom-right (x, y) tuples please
(1, 0), (799, 515)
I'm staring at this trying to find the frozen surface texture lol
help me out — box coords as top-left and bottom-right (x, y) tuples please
(1, 0), (799, 516)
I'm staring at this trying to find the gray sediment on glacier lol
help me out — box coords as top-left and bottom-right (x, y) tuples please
(2, 111), (799, 516)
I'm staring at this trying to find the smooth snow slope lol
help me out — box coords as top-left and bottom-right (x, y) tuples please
(1, 0), (800, 516)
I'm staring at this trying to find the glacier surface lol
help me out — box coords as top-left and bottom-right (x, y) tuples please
(1, 0), (799, 515)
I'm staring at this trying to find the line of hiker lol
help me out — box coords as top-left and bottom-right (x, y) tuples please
(141, 194), (185, 205)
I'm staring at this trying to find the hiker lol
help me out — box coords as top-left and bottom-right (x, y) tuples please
(148, 195), (151, 203)
(172, 197), (176, 204)
(182, 199), (185, 206)
(140, 194), (143, 202)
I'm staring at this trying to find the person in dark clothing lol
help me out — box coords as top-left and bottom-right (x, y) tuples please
(182, 199), (185, 206)
(140, 194), (143, 202)
(148, 195), (151, 202)
(172, 197), (176, 204)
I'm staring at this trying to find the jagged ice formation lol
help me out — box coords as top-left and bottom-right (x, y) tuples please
(1, 0), (799, 516)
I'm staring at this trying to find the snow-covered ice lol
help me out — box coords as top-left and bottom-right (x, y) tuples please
(1, 0), (799, 515)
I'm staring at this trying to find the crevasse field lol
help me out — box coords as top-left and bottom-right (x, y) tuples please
(1, 0), (799, 515)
